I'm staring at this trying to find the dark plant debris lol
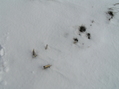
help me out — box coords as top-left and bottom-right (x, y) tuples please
(73, 38), (78, 44)
(87, 33), (91, 39)
(108, 11), (114, 20)
(32, 49), (37, 58)
(79, 25), (86, 32)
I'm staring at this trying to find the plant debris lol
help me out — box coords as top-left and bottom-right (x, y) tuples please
(73, 38), (78, 44)
(43, 64), (51, 69)
(108, 11), (114, 20)
(87, 33), (91, 39)
(32, 49), (37, 58)
(79, 25), (86, 32)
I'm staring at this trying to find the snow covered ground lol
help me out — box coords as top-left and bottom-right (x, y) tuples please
(0, 0), (119, 89)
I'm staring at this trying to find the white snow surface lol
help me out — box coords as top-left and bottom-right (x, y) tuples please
(0, 0), (119, 89)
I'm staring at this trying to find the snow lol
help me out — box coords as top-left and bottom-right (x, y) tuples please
(0, 0), (119, 89)
(0, 45), (4, 57)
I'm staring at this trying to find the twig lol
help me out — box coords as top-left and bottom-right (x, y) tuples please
(32, 49), (37, 58)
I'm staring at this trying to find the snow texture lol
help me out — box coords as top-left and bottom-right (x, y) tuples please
(0, 0), (119, 89)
